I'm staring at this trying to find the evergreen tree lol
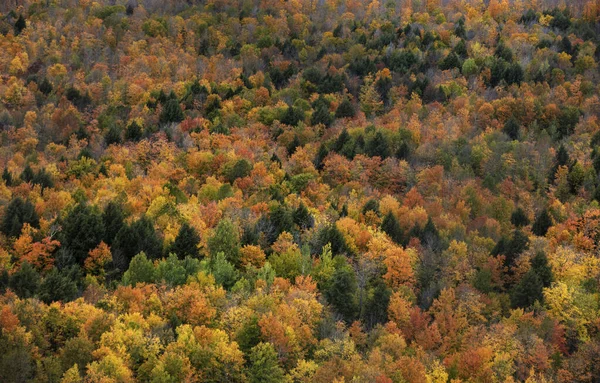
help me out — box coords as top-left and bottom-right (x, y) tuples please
(38, 78), (53, 95)
(381, 211), (403, 244)
(38, 267), (79, 304)
(207, 219), (240, 265)
(503, 117), (520, 140)
(325, 265), (358, 322)
(9, 262), (40, 299)
(311, 97), (333, 127)
(248, 343), (285, 383)
(292, 203), (314, 229)
(504, 229), (530, 268)
(122, 252), (155, 285)
(102, 201), (125, 246)
(169, 222), (201, 259)
(125, 121), (143, 141)
(531, 251), (553, 287)
(1, 197), (39, 237)
(209, 252), (239, 289)
(14, 15), (26, 35)
(113, 217), (162, 269)
(20, 164), (34, 183)
(365, 131), (390, 158)
(104, 125), (122, 146)
(511, 269), (543, 308)
(532, 208), (553, 236)
(280, 106), (304, 126)
(160, 99), (184, 123)
(335, 98), (356, 118)
(314, 143), (329, 170)
(319, 225), (348, 255)
(60, 203), (105, 265)
(440, 52), (461, 70)
(2, 167), (13, 186)
(510, 207), (529, 227)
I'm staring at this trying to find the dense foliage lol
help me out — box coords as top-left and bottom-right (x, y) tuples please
(1, 0), (600, 382)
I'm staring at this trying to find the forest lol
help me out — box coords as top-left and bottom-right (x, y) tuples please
(0, 0), (600, 381)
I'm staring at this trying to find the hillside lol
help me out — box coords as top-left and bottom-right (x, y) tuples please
(1, 0), (600, 382)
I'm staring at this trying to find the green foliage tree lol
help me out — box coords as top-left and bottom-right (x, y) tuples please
(60, 203), (105, 265)
(510, 207), (529, 227)
(1, 197), (39, 237)
(122, 252), (155, 285)
(248, 343), (285, 383)
(9, 262), (40, 298)
(325, 264), (358, 322)
(532, 208), (553, 236)
(169, 222), (201, 259)
(160, 99), (185, 123)
(39, 267), (79, 304)
(207, 219), (240, 265)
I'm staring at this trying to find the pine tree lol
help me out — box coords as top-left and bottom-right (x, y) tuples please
(292, 203), (313, 229)
(382, 211), (403, 244)
(14, 15), (26, 36)
(510, 269), (543, 308)
(365, 131), (390, 158)
(9, 262), (40, 299)
(248, 343), (285, 383)
(2, 168), (12, 186)
(207, 219), (240, 266)
(102, 201), (125, 246)
(113, 217), (162, 270)
(38, 267), (79, 304)
(532, 208), (553, 236)
(325, 265), (358, 322)
(169, 222), (201, 259)
(122, 252), (155, 285)
(160, 99), (184, 123)
(335, 98), (356, 118)
(503, 117), (520, 140)
(311, 97), (333, 127)
(60, 203), (105, 265)
(1, 197), (39, 237)
(510, 207), (529, 227)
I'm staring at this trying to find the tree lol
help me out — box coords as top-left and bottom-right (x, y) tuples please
(292, 203), (313, 229)
(503, 117), (520, 140)
(311, 97), (333, 127)
(102, 201), (125, 246)
(325, 264), (358, 322)
(382, 211), (404, 244)
(9, 262), (40, 298)
(248, 343), (285, 383)
(532, 208), (552, 236)
(510, 207), (529, 227)
(510, 269), (543, 308)
(281, 106), (304, 126)
(360, 75), (383, 117)
(160, 99), (184, 123)
(113, 216), (162, 270)
(1, 197), (39, 238)
(2, 168), (13, 186)
(209, 252), (238, 289)
(60, 203), (105, 265)
(169, 222), (201, 259)
(125, 121), (143, 141)
(122, 252), (155, 285)
(335, 98), (356, 118)
(38, 267), (79, 304)
(14, 15), (26, 35)
(366, 131), (391, 159)
(207, 219), (240, 266)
